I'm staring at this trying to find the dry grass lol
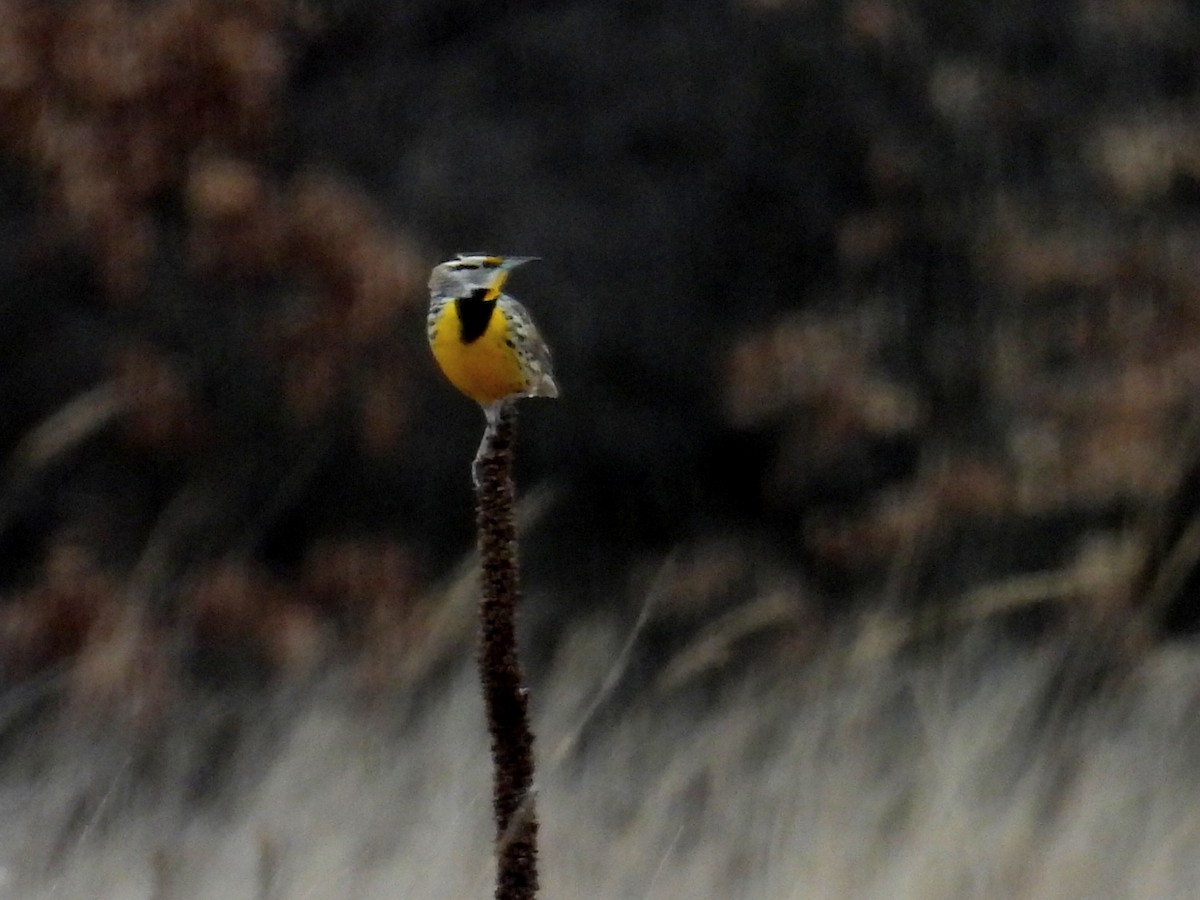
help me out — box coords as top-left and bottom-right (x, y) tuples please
(2, 602), (1199, 899)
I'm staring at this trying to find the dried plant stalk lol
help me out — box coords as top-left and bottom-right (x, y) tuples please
(473, 400), (539, 899)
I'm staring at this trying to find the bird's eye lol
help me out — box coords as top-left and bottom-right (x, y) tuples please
(454, 263), (480, 271)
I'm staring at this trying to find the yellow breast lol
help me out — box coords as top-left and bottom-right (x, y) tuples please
(430, 300), (529, 406)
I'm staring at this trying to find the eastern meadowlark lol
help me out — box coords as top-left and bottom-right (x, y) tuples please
(427, 254), (559, 419)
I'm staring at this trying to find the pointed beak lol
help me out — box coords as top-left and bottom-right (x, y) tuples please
(500, 256), (540, 270)
(484, 257), (538, 301)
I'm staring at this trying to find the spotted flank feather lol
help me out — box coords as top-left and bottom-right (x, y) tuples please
(498, 296), (558, 399)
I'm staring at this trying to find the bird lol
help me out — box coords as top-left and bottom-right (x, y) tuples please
(427, 254), (559, 424)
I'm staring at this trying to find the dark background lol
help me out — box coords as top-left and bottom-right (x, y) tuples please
(1, 0), (1199, 696)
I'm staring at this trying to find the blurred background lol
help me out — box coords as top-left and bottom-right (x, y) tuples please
(4, 0), (1200, 896)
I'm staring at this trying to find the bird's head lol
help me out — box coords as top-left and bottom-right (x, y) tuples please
(428, 254), (539, 302)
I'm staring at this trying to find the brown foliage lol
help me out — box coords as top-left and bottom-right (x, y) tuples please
(0, 540), (117, 679)
(0, 0), (295, 295)
(0, 0), (437, 705)
(0, 0), (427, 452)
